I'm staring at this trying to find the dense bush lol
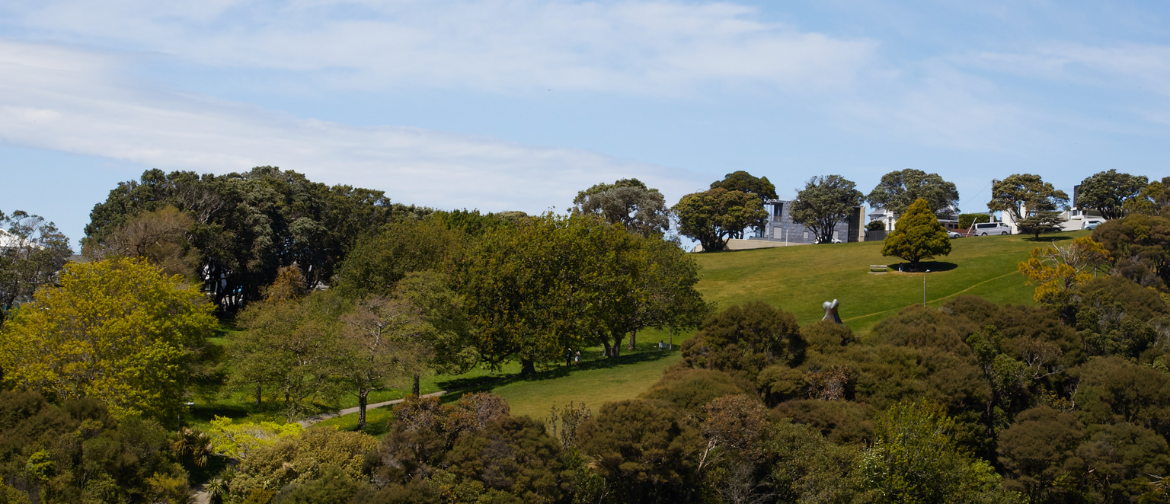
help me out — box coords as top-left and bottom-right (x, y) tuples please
(680, 301), (804, 382)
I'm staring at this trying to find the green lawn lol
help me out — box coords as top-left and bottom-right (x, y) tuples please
(695, 231), (1077, 334)
(198, 231), (1074, 427)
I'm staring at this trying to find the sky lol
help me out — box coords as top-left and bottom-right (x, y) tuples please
(2, 0), (1169, 249)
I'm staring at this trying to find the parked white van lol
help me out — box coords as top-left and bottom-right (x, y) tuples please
(973, 222), (1012, 236)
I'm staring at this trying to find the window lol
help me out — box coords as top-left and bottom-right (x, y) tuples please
(803, 231), (809, 241)
(773, 203), (783, 217)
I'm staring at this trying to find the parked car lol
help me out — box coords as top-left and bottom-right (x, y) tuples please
(947, 230), (964, 239)
(1083, 219), (1105, 230)
(973, 222), (1012, 236)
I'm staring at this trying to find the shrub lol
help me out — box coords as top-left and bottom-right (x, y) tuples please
(680, 301), (804, 381)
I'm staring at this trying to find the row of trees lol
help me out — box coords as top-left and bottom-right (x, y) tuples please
(82, 167), (430, 311)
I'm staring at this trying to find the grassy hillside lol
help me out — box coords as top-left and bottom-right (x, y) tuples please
(696, 232), (1073, 334)
(238, 231), (1076, 429)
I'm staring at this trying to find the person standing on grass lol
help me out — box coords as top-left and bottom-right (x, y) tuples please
(574, 350), (581, 365)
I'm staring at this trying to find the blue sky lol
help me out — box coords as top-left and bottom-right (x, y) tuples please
(2, 0), (1169, 249)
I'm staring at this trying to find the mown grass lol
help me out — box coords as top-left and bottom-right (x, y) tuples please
(196, 231), (1074, 426)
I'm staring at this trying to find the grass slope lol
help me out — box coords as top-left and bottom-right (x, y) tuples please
(696, 232), (1072, 333)
(214, 231), (1074, 429)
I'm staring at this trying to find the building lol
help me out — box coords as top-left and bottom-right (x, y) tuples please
(757, 199), (865, 244)
(999, 184), (1102, 234)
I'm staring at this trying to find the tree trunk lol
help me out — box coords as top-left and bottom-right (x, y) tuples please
(601, 339), (611, 359)
(628, 330), (637, 351)
(412, 374), (421, 397)
(520, 358), (537, 378)
(612, 335), (623, 358)
(357, 391), (368, 430)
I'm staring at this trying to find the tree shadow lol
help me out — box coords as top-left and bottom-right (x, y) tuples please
(885, 261), (959, 272)
(1025, 234), (1073, 242)
(435, 347), (679, 400)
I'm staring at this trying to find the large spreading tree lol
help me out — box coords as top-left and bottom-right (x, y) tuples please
(881, 198), (951, 268)
(790, 175), (864, 244)
(572, 178), (670, 237)
(674, 188), (767, 252)
(710, 171), (778, 238)
(1076, 169), (1148, 220)
(866, 169), (960, 219)
(987, 174), (1069, 230)
(0, 257), (217, 420)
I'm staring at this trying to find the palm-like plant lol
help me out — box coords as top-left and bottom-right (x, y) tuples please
(172, 426), (213, 468)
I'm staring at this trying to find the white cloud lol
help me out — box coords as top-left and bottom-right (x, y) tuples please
(4, 0), (878, 94)
(0, 39), (710, 212)
(968, 43), (1170, 95)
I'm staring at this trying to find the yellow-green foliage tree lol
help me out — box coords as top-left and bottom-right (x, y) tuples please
(1018, 236), (1111, 309)
(881, 198), (952, 267)
(0, 257), (216, 419)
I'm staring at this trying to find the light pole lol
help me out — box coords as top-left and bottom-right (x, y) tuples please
(923, 269), (930, 306)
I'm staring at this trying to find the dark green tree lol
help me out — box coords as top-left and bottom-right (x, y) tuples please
(674, 188), (767, 251)
(710, 171), (778, 238)
(987, 173), (1069, 229)
(572, 178), (670, 237)
(867, 169), (960, 218)
(680, 301), (804, 382)
(84, 167), (422, 311)
(1077, 169), (1149, 220)
(881, 198), (951, 267)
(577, 399), (703, 504)
(997, 406), (1085, 504)
(0, 210), (72, 323)
(790, 175), (864, 244)
(1092, 213), (1170, 290)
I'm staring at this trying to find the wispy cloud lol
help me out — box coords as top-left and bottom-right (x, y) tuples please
(0, 39), (710, 212)
(967, 43), (1170, 95)
(3, 0), (878, 94)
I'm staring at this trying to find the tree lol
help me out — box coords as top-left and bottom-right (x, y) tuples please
(84, 167), (423, 311)
(881, 199), (952, 267)
(710, 171), (778, 238)
(1017, 210), (1066, 239)
(577, 399), (703, 503)
(339, 294), (424, 430)
(0, 210), (72, 322)
(997, 406), (1085, 503)
(680, 301), (804, 382)
(573, 178), (670, 237)
(1018, 236), (1111, 312)
(333, 217), (464, 300)
(790, 175), (864, 244)
(0, 257), (216, 419)
(455, 214), (587, 376)
(81, 205), (199, 279)
(987, 174), (1069, 227)
(230, 275), (348, 422)
(386, 271), (476, 397)
(1077, 169), (1149, 220)
(1123, 178), (1170, 216)
(1092, 213), (1170, 290)
(866, 169), (960, 219)
(675, 188), (767, 252)
(957, 213), (991, 230)
(860, 400), (1012, 504)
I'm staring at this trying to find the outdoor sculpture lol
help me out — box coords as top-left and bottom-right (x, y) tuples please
(822, 299), (842, 324)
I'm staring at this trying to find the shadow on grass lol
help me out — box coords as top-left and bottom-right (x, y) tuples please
(1025, 235), (1074, 242)
(885, 261), (959, 272)
(436, 347), (680, 403)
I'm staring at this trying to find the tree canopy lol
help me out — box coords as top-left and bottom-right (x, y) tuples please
(572, 178), (670, 237)
(790, 175), (864, 244)
(0, 210), (72, 322)
(1077, 169), (1149, 220)
(881, 198), (951, 267)
(674, 188), (767, 252)
(987, 174), (1069, 226)
(866, 169), (960, 218)
(84, 167), (425, 311)
(0, 257), (216, 420)
(709, 171), (777, 238)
